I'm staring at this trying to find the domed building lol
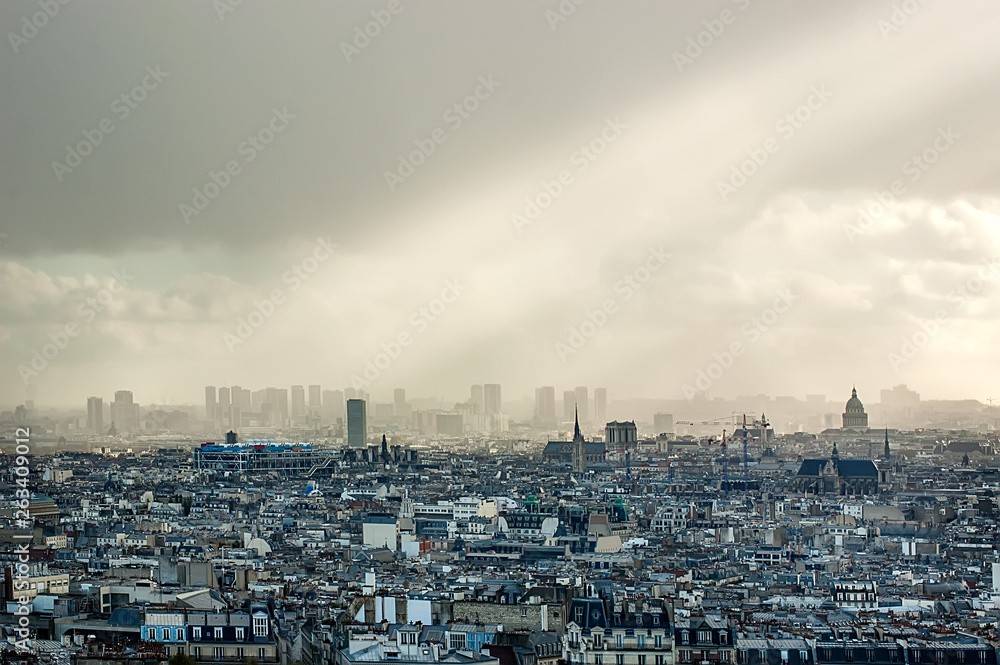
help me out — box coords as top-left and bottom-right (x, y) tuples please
(842, 386), (869, 430)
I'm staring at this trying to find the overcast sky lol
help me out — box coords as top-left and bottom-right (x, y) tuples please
(2, 0), (999, 408)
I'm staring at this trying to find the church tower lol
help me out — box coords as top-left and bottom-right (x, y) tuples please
(572, 406), (587, 474)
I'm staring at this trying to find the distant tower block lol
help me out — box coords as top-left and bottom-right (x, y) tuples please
(653, 412), (674, 435)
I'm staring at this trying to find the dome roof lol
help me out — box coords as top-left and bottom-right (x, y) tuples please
(845, 387), (864, 410)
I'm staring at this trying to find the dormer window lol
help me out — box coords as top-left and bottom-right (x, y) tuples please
(681, 631), (690, 645)
(253, 615), (268, 637)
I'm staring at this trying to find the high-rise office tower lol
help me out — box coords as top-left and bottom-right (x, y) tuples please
(291, 385), (306, 419)
(594, 388), (607, 425)
(347, 398), (367, 447)
(87, 396), (104, 433)
(394, 388), (406, 413)
(575, 386), (589, 424)
(218, 387), (231, 424)
(264, 387), (288, 425)
(205, 386), (216, 421)
(234, 387), (252, 410)
(308, 385), (322, 416)
(484, 384), (501, 415)
(323, 389), (344, 422)
(535, 386), (556, 425)
(653, 412), (674, 435)
(471, 385), (484, 414)
(111, 390), (139, 432)
(563, 390), (576, 421)
(229, 406), (242, 430)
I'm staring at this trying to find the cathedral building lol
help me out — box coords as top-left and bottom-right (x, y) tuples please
(794, 441), (890, 495)
(542, 408), (606, 473)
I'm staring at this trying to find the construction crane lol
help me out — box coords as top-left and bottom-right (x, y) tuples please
(675, 416), (737, 426)
(721, 429), (728, 493)
(737, 412), (770, 486)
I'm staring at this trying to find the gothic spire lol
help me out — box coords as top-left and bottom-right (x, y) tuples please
(574, 405), (582, 440)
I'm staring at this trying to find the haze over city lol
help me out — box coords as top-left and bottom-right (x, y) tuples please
(7, 3), (1000, 664)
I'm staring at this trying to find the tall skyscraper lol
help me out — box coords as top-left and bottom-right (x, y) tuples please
(653, 412), (674, 435)
(535, 386), (556, 425)
(264, 387), (288, 425)
(484, 384), (501, 415)
(471, 385), (484, 414)
(323, 389), (344, 423)
(563, 390), (576, 422)
(234, 386), (252, 410)
(87, 396), (104, 433)
(111, 390), (139, 432)
(291, 385), (306, 419)
(251, 389), (265, 412)
(347, 398), (367, 447)
(392, 388), (413, 420)
(218, 387), (231, 424)
(308, 385), (322, 416)
(205, 386), (216, 421)
(594, 387), (607, 425)
(575, 386), (589, 424)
